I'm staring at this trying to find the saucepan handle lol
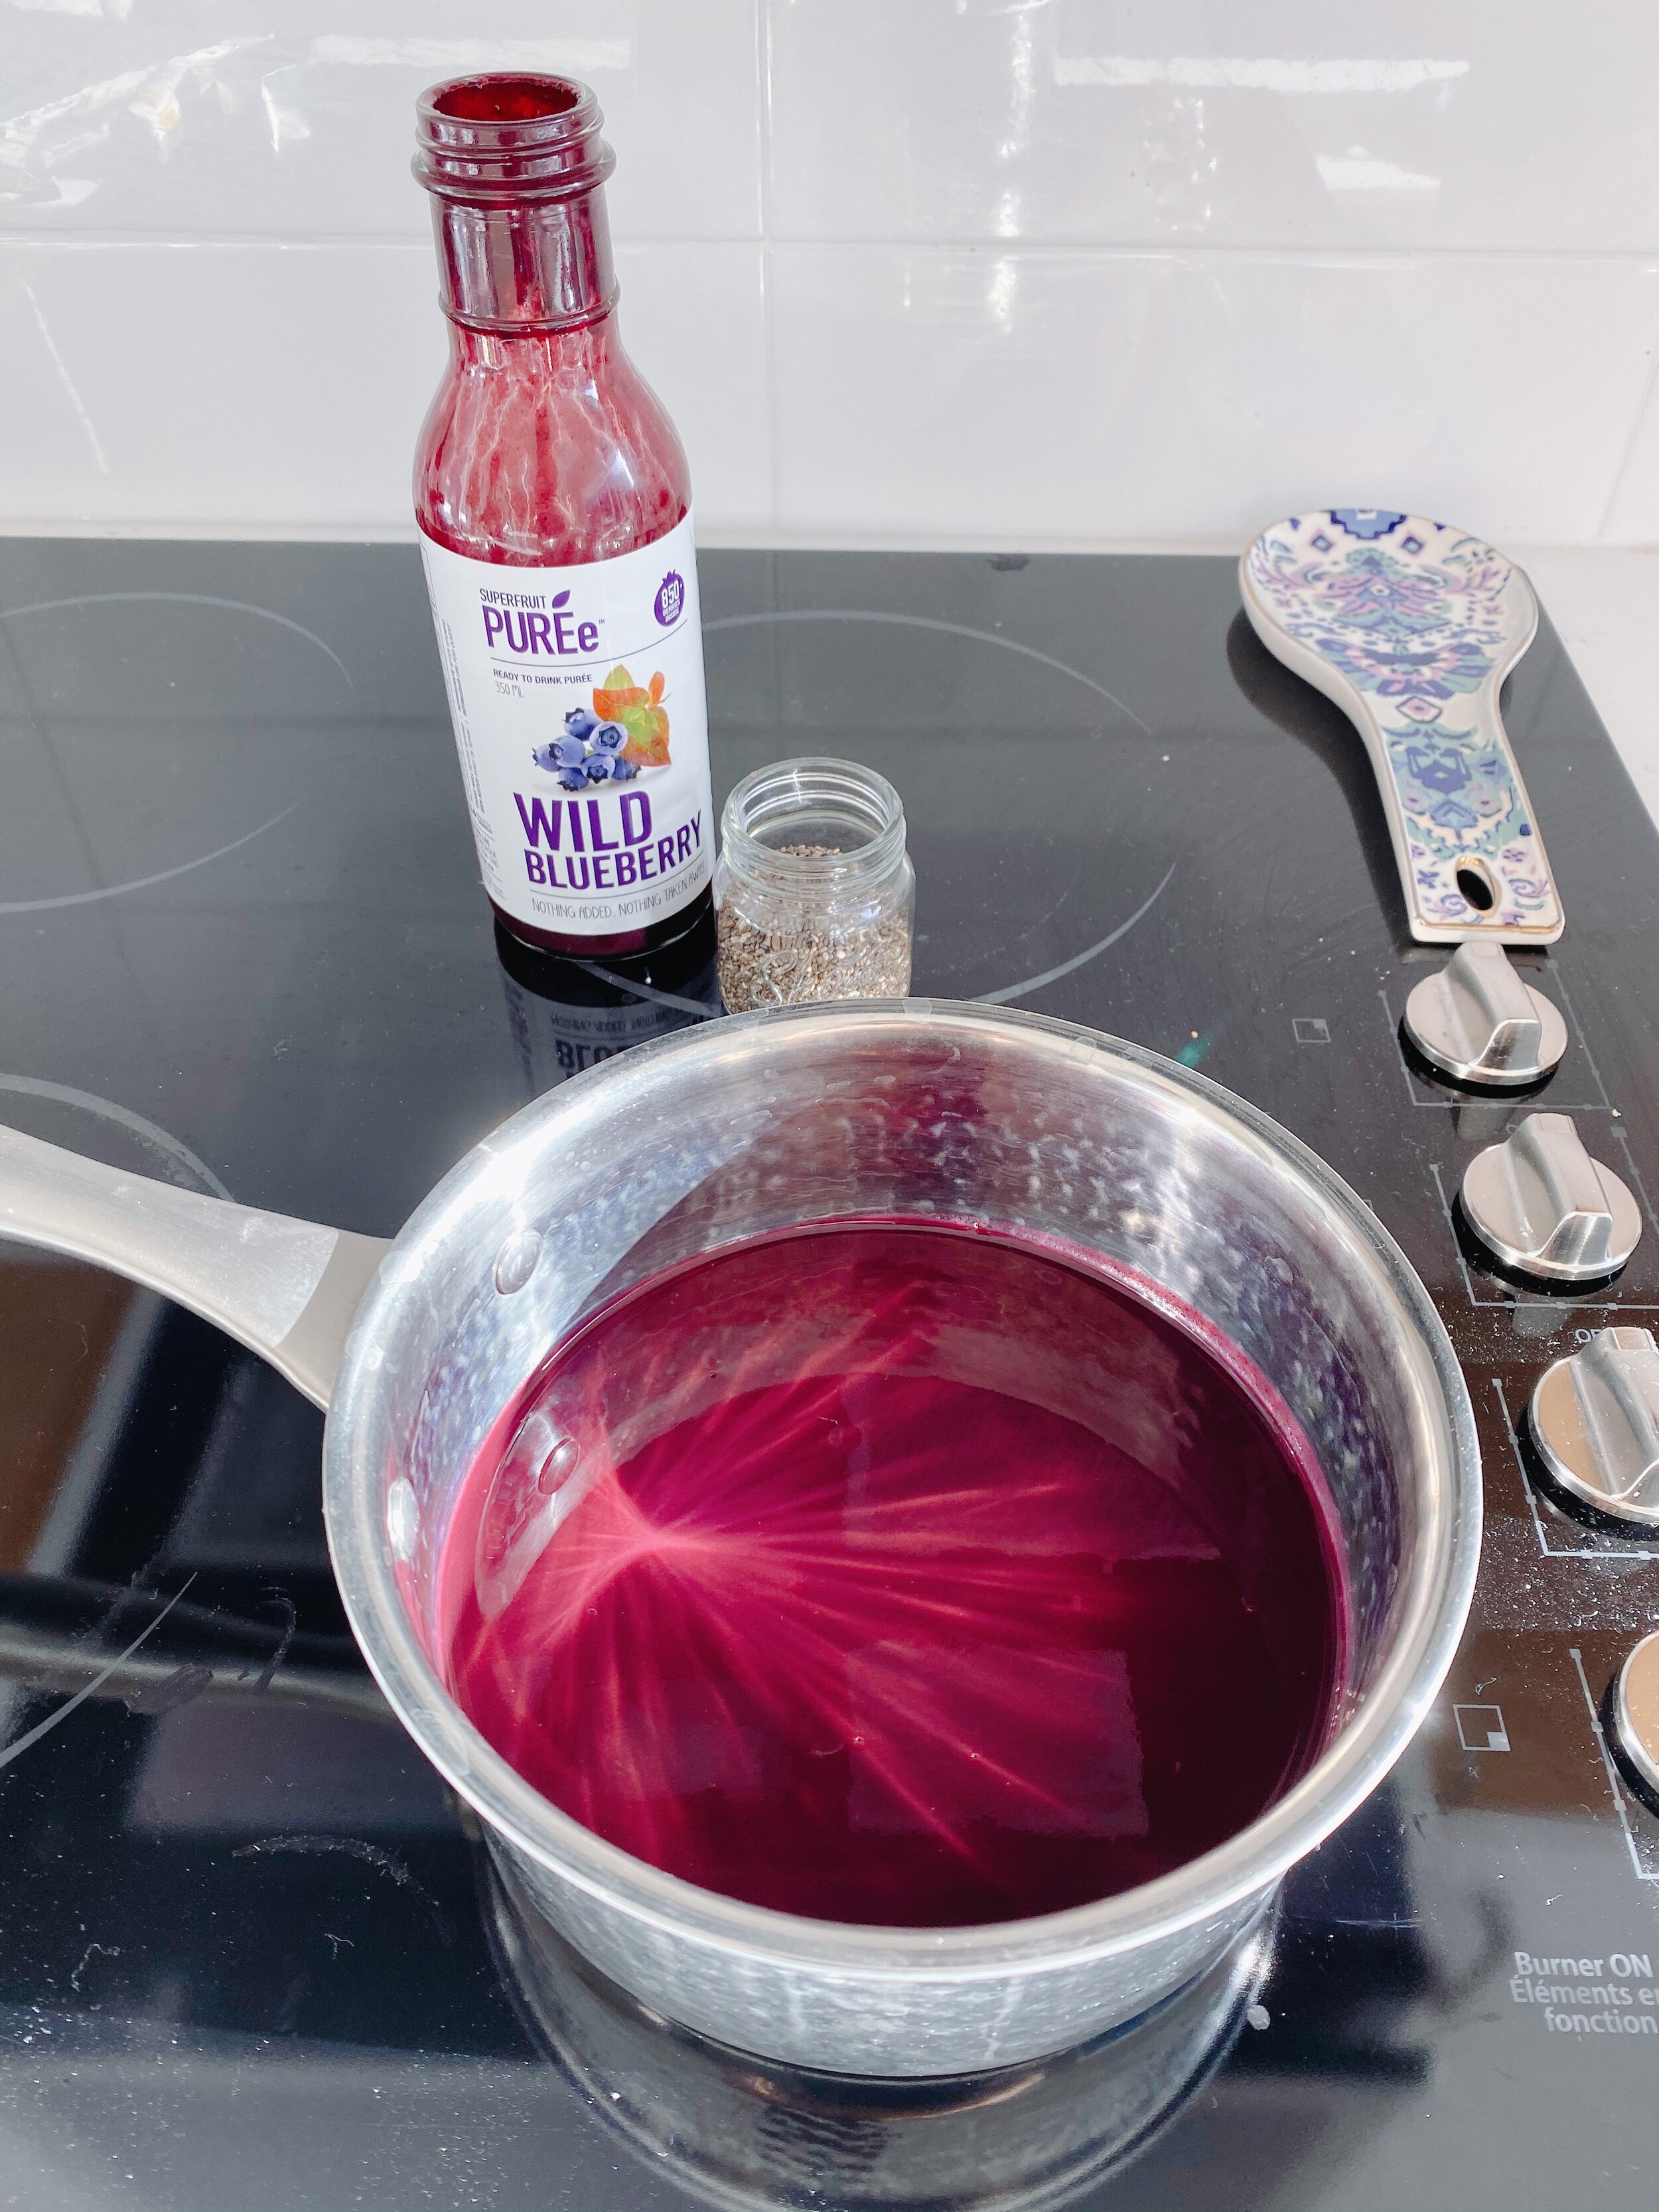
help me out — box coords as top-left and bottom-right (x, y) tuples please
(0, 1124), (392, 1410)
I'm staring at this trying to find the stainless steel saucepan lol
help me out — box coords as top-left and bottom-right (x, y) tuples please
(0, 1002), (1480, 2077)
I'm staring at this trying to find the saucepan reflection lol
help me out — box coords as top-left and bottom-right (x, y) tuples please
(482, 1854), (1273, 2212)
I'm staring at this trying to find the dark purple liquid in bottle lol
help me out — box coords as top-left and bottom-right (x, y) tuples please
(440, 1222), (1347, 1928)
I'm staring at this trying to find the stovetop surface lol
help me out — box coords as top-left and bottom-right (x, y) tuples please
(1, 538), (1657, 2211)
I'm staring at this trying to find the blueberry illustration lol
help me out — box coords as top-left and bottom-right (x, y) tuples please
(592, 721), (628, 753)
(552, 731), (588, 769)
(609, 755), (637, 779)
(556, 767), (587, 790)
(565, 707), (598, 742)
(584, 753), (615, 782)
(530, 741), (560, 773)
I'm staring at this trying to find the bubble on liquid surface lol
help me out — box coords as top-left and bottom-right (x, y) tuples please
(494, 1228), (543, 1295)
(386, 1477), (420, 1563)
(475, 1410), (587, 1619)
(538, 1437), (579, 1493)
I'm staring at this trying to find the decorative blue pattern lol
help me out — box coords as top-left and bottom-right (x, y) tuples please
(1330, 508), (1407, 540)
(1244, 512), (1557, 934)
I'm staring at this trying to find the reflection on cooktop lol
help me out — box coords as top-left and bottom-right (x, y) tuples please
(485, 1856), (1271, 2212)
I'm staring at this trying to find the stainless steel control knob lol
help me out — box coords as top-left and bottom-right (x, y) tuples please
(1460, 1112), (1643, 1282)
(1402, 942), (1567, 1087)
(1613, 1632), (1659, 1798)
(1530, 1327), (1659, 1527)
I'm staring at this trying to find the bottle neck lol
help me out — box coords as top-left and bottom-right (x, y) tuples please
(415, 74), (618, 333)
(429, 188), (616, 334)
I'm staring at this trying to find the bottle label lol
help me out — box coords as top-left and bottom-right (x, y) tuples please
(419, 512), (713, 938)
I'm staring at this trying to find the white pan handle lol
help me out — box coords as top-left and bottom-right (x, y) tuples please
(0, 1123), (391, 1410)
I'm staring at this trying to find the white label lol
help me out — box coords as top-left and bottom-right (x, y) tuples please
(419, 512), (713, 938)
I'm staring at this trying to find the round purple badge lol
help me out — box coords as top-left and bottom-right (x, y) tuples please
(653, 570), (685, 627)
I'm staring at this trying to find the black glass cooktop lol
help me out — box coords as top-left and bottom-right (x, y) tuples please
(2, 538), (1657, 2211)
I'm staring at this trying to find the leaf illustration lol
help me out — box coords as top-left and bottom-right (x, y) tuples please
(618, 701), (671, 767)
(593, 663), (650, 720)
(593, 664), (670, 763)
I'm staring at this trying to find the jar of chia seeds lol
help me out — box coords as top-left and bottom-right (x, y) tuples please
(714, 759), (914, 1013)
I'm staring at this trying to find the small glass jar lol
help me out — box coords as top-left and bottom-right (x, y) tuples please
(714, 759), (914, 1013)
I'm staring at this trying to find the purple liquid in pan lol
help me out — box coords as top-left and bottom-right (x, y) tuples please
(439, 1221), (1348, 1929)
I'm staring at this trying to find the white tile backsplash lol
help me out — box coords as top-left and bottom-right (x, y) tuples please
(0, 242), (434, 529)
(5, 0), (1659, 546)
(770, 247), (1659, 546)
(1, 0), (762, 240)
(1598, 368), (1659, 542)
(769, 1), (1659, 253)
(0, 239), (768, 532)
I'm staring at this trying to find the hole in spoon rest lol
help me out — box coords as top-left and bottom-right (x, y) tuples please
(1455, 862), (1497, 913)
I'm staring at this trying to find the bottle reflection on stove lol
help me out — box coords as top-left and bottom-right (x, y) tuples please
(494, 908), (719, 1100)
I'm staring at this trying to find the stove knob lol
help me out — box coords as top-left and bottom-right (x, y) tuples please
(1402, 942), (1567, 1087)
(1530, 1327), (1659, 1526)
(1459, 1112), (1643, 1282)
(1613, 1632), (1659, 1799)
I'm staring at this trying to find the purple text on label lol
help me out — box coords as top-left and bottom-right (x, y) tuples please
(521, 811), (702, 893)
(514, 790), (654, 853)
(483, 604), (600, 658)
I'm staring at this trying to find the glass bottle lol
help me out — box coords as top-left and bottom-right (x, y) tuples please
(413, 74), (714, 959)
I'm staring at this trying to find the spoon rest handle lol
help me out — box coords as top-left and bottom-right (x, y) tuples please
(1241, 510), (1563, 944)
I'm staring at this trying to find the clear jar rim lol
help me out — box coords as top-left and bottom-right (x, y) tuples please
(719, 758), (908, 897)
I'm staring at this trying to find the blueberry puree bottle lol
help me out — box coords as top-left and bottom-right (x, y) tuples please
(414, 75), (713, 958)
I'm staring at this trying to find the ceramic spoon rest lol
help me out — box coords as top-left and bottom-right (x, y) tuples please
(1241, 510), (1563, 943)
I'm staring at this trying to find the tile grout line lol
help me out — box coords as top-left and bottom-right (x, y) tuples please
(1592, 296), (1659, 542)
(3, 233), (1659, 265)
(755, 0), (780, 536)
